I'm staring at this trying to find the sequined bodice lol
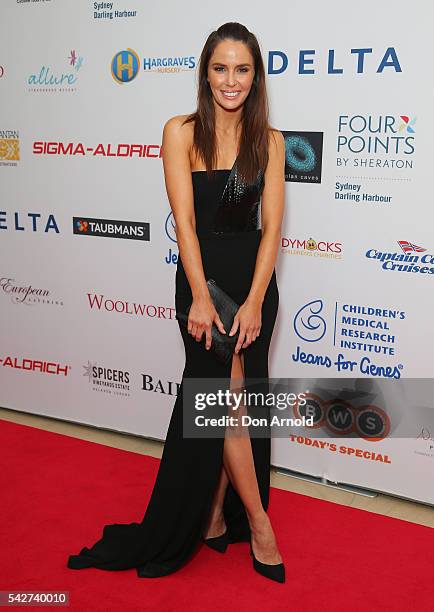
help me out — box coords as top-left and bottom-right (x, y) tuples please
(191, 161), (265, 237)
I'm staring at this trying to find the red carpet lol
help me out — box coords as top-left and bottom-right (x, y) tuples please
(1, 418), (433, 612)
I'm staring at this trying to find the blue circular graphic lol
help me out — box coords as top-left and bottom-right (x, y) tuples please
(285, 135), (316, 172)
(111, 49), (140, 84)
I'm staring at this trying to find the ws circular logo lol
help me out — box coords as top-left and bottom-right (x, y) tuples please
(111, 49), (140, 84)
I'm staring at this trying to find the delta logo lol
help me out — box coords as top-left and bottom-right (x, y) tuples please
(365, 240), (434, 275)
(281, 237), (343, 260)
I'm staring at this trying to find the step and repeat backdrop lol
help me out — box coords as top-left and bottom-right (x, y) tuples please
(1, 1), (433, 504)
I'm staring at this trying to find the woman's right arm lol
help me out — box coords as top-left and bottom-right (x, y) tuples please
(162, 116), (226, 348)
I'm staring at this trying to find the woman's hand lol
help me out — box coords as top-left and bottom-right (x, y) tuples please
(187, 297), (227, 350)
(229, 298), (262, 354)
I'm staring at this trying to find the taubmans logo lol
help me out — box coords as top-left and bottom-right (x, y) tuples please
(365, 240), (434, 275)
(73, 216), (150, 241)
(293, 392), (391, 441)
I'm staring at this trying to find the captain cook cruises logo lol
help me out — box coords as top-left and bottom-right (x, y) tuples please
(365, 240), (434, 275)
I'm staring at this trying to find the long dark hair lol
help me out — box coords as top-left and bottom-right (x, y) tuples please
(183, 22), (271, 184)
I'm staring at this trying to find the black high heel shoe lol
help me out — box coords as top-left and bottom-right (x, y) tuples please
(201, 530), (229, 553)
(249, 540), (285, 583)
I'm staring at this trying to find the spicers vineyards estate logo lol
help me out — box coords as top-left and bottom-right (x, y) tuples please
(282, 131), (323, 183)
(365, 241), (434, 275)
(27, 50), (84, 92)
(281, 237), (343, 260)
(111, 48), (196, 83)
(0, 130), (19, 165)
(0, 276), (64, 307)
(267, 47), (401, 76)
(292, 299), (406, 379)
(33, 141), (161, 158)
(83, 360), (130, 397)
(336, 114), (416, 172)
(73, 216), (150, 241)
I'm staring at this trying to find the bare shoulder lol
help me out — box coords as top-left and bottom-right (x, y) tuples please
(268, 127), (285, 158)
(163, 114), (194, 149)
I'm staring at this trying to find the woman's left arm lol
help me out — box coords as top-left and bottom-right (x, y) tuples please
(230, 129), (285, 352)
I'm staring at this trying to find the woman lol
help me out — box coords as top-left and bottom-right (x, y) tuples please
(67, 21), (285, 583)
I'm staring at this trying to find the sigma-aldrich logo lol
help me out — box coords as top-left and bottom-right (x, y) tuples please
(365, 241), (434, 275)
(73, 216), (150, 241)
(267, 47), (401, 75)
(282, 131), (323, 183)
(111, 49), (195, 83)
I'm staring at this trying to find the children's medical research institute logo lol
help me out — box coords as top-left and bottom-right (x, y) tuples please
(282, 131), (323, 183)
(111, 48), (140, 84)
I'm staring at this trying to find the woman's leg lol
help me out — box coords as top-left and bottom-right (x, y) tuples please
(204, 351), (282, 564)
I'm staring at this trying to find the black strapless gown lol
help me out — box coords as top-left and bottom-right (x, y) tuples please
(67, 158), (279, 577)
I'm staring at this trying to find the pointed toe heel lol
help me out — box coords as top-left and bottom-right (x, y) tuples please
(249, 541), (285, 584)
(202, 530), (229, 553)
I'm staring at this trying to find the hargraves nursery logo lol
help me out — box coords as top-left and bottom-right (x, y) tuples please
(365, 240), (434, 275)
(282, 131), (323, 183)
(142, 55), (196, 73)
(336, 114), (416, 173)
(111, 48), (196, 84)
(27, 50), (84, 92)
(0, 129), (19, 165)
(73, 216), (150, 241)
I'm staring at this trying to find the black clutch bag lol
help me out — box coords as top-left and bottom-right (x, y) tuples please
(175, 279), (240, 364)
